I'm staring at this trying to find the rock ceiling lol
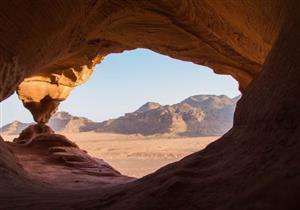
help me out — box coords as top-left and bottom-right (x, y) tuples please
(0, 0), (287, 122)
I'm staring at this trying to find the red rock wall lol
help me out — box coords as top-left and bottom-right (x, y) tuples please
(0, 1), (299, 209)
(0, 0), (288, 122)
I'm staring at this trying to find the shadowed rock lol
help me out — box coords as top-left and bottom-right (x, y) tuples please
(13, 123), (55, 146)
(0, 1), (299, 210)
(9, 123), (133, 190)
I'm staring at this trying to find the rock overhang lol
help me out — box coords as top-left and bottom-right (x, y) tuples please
(0, 1), (299, 209)
(0, 1), (288, 122)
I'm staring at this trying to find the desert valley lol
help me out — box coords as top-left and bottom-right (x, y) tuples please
(3, 133), (217, 178)
(1, 94), (236, 177)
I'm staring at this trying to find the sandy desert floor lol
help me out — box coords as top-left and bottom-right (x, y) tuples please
(2, 133), (218, 178)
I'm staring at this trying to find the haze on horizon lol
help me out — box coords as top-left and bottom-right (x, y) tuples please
(0, 49), (240, 126)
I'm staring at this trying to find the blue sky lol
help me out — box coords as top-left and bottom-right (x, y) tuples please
(0, 49), (240, 125)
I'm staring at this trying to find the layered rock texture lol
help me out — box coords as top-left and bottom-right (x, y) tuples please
(16, 55), (102, 123)
(9, 124), (133, 188)
(0, 1), (299, 210)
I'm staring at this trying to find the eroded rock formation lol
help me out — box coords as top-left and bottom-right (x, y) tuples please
(17, 55), (102, 123)
(0, 0), (288, 122)
(0, 0), (299, 210)
(9, 123), (133, 189)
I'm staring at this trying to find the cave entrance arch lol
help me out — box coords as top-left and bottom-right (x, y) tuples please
(0, 1), (299, 209)
(2, 48), (240, 178)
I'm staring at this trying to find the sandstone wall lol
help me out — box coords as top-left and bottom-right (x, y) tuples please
(0, 1), (299, 209)
(0, 0), (288, 122)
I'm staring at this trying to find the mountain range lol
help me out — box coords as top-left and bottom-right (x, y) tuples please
(1, 95), (240, 136)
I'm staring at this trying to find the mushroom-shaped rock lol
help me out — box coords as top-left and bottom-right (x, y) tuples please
(17, 56), (102, 123)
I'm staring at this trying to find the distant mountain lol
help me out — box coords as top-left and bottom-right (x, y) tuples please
(0, 121), (32, 135)
(0, 95), (240, 136)
(48, 112), (94, 133)
(89, 95), (239, 136)
(135, 102), (161, 113)
(180, 95), (237, 136)
(0, 112), (95, 134)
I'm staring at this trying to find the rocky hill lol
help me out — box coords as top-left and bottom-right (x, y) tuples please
(48, 112), (94, 133)
(0, 121), (32, 135)
(1, 95), (240, 136)
(92, 95), (239, 136)
(0, 112), (94, 134)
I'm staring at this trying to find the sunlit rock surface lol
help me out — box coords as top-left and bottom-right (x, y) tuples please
(17, 56), (102, 123)
(0, 1), (299, 210)
(93, 95), (238, 136)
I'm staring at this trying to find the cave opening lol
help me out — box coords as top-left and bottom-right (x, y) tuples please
(0, 48), (240, 179)
(0, 1), (298, 209)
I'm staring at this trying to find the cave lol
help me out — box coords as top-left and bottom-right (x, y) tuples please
(0, 1), (299, 210)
